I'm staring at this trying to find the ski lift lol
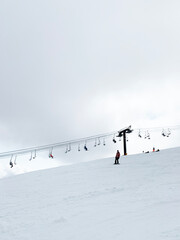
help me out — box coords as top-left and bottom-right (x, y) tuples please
(49, 148), (54, 158)
(68, 144), (71, 152)
(78, 144), (81, 152)
(14, 155), (17, 165)
(113, 135), (116, 143)
(98, 138), (101, 146)
(33, 150), (36, 159)
(103, 138), (106, 146)
(9, 155), (13, 168)
(167, 128), (171, 137)
(144, 131), (147, 139)
(138, 130), (142, 138)
(126, 136), (129, 142)
(162, 129), (166, 137)
(113, 134), (116, 143)
(29, 152), (32, 161)
(84, 141), (88, 151)
(147, 131), (150, 140)
(84, 144), (88, 151)
(65, 146), (68, 153)
(94, 139), (97, 147)
(119, 137), (121, 141)
(29, 152), (33, 161)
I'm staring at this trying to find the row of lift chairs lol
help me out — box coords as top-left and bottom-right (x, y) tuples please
(65, 135), (120, 154)
(138, 128), (171, 139)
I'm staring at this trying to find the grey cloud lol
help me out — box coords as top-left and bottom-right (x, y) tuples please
(0, 0), (180, 153)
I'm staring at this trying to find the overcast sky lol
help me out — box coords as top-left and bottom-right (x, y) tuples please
(0, 0), (180, 168)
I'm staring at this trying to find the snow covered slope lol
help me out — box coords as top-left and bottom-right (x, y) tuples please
(0, 147), (180, 240)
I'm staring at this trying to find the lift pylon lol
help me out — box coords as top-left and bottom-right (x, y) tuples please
(117, 126), (133, 155)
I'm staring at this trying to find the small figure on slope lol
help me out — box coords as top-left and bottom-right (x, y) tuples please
(114, 150), (120, 164)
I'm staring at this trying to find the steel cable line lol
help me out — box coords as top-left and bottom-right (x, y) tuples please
(133, 125), (180, 132)
(0, 128), (123, 159)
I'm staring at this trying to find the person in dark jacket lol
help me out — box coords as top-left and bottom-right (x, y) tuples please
(114, 150), (120, 164)
(10, 161), (13, 168)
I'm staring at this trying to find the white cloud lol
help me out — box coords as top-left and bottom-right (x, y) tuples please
(0, 0), (179, 174)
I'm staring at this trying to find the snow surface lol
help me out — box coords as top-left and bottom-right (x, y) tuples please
(0, 147), (180, 240)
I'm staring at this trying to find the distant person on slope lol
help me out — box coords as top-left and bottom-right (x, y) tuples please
(114, 150), (120, 164)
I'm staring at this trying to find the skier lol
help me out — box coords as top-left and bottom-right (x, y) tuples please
(114, 150), (120, 164)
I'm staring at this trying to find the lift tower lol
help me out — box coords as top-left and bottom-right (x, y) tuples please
(117, 126), (133, 155)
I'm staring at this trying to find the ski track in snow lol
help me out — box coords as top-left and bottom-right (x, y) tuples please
(0, 147), (180, 240)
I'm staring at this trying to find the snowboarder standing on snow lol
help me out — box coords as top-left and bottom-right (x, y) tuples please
(114, 150), (120, 164)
